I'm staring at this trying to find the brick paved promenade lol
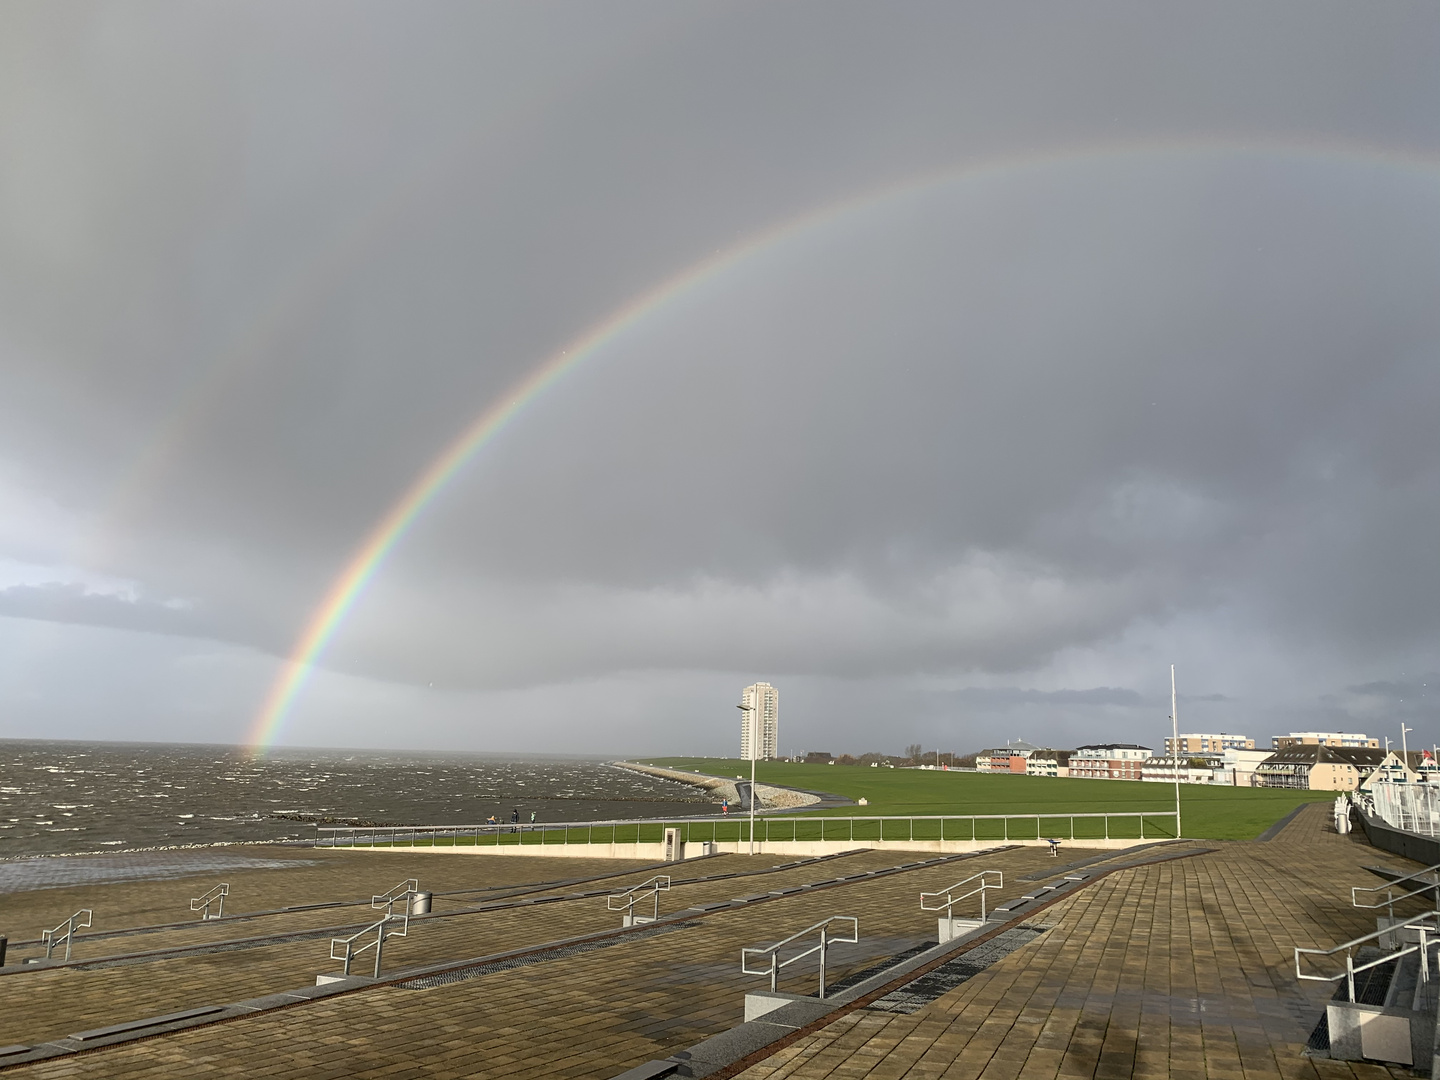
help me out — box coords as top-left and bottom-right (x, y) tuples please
(0, 804), (1419, 1078)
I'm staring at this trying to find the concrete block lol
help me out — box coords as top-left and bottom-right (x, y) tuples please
(1327, 1001), (1428, 1066)
(744, 991), (811, 1023)
(621, 915), (656, 927)
(938, 917), (985, 942)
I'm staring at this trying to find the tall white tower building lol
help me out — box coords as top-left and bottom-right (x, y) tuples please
(740, 682), (779, 761)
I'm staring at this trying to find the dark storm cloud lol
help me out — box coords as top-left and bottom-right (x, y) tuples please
(0, 583), (202, 638)
(941, 687), (1147, 709)
(0, 2), (1437, 749)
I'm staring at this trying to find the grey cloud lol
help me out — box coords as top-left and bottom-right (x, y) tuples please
(941, 687), (1147, 709)
(1346, 679), (1437, 702)
(0, 583), (237, 646)
(1, 3), (1438, 750)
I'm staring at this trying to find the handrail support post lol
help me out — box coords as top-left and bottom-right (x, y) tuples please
(819, 926), (828, 999)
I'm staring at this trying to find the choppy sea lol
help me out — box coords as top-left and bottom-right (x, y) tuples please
(0, 740), (718, 858)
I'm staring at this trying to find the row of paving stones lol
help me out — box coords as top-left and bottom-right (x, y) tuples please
(0, 844), (1079, 1076)
(0, 847), (671, 956)
(0, 847), (1020, 1048)
(730, 803), (1421, 1080)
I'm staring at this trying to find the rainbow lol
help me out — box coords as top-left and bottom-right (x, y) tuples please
(246, 137), (1440, 750)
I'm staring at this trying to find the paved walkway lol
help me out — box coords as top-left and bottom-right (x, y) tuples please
(0, 807), (1422, 1078)
(734, 805), (1408, 1080)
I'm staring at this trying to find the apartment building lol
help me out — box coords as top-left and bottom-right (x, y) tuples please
(739, 682), (779, 761)
(1253, 745), (1386, 790)
(1163, 733), (1254, 754)
(974, 740), (1043, 773)
(1025, 750), (1073, 777)
(1141, 756), (1218, 784)
(1068, 744), (1153, 780)
(1271, 731), (1378, 750)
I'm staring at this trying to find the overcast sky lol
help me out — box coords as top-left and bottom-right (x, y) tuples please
(1, 2), (1437, 757)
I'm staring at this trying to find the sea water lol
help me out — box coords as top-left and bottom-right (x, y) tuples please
(0, 740), (717, 858)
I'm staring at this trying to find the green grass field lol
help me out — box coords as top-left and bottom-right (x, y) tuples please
(639, 758), (1335, 841)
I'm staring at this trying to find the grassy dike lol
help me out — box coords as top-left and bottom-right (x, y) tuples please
(641, 758), (1337, 841)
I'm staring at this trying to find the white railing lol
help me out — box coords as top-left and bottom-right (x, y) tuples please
(42, 909), (92, 961)
(316, 810), (1179, 850)
(921, 870), (1003, 922)
(1296, 916), (1440, 1002)
(331, 913), (408, 978)
(190, 883), (229, 920)
(1369, 783), (1440, 837)
(607, 875), (670, 925)
(743, 916), (858, 999)
(1351, 862), (1440, 920)
(372, 879), (419, 914)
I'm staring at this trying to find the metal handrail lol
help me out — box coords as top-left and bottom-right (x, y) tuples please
(331, 913), (409, 978)
(42, 910), (92, 961)
(1352, 877), (1440, 920)
(316, 809), (1180, 849)
(190, 883), (229, 920)
(372, 879), (419, 913)
(1295, 915), (1440, 1002)
(606, 875), (670, 923)
(1352, 861), (1440, 913)
(742, 915), (858, 999)
(921, 870), (1003, 922)
(1355, 860), (1440, 893)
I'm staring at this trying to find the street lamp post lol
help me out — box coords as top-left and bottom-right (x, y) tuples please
(1402, 724), (1414, 773)
(1170, 665), (1182, 840)
(737, 703), (757, 856)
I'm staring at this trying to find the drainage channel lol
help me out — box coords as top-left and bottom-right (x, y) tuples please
(611, 844), (1216, 1080)
(866, 924), (1051, 1014)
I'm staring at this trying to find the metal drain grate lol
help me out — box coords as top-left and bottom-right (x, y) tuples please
(817, 942), (937, 997)
(396, 921), (700, 990)
(866, 925), (1050, 1014)
(1304, 1011), (1331, 1057)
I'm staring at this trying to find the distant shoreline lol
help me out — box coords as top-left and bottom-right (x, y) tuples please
(612, 761), (825, 810)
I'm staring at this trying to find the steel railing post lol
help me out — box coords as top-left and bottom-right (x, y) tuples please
(770, 952), (778, 992)
(374, 922), (385, 978)
(818, 926), (827, 999)
(1346, 953), (1356, 1002)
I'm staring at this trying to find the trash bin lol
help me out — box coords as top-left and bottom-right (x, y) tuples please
(410, 892), (432, 915)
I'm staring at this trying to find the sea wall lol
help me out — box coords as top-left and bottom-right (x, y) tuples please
(343, 836), (1140, 859)
(612, 762), (822, 811)
(1359, 812), (1440, 866)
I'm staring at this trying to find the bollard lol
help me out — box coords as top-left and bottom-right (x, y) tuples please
(0, 934), (7, 967)
(410, 892), (432, 916)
